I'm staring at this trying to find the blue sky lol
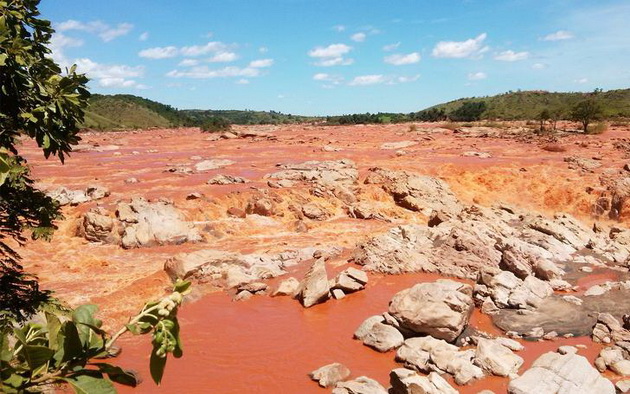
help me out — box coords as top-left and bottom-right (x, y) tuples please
(42, 0), (630, 115)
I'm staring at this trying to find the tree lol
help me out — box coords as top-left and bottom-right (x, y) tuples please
(537, 108), (550, 133)
(449, 101), (487, 122)
(1, 2), (188, 392)
(0, 0), (90, 321)
(570, 98), (603, 133)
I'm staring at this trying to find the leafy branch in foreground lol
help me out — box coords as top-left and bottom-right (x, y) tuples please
(0, 280), (191, 393)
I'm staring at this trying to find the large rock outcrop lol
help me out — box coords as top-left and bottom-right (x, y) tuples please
(508, 351), (615, 394)
(388, 280), (474, 342)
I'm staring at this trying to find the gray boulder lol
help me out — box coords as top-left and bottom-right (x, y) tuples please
(309, 362), (350, 388)
(332, 376), (388, 394)
(296, 258), (330, 308)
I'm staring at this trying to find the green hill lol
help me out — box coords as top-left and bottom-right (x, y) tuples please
(82, 94), (318, 130)
(425, 89), (630, 121)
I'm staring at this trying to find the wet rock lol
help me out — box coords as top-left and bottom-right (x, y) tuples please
(186, 192), (203, 200)
(462, 151), (492, 158)
(116, 198), (202, 249)
(364, 168), (462, 216)
(508, 351), (615, 394)
(246, 197), (276, 216)
(272, 277), (300, 297)
(237, 281), (268, 294)
(388, 280), (474, 342)
(475, 338), (524, 377)
(380, 141), (417, 150)
(331, 267), (368, 293)
(309, 362), (351, 388)
(195, 159), (235, 171)
(267, 179), (296, 188)
(356, 320), (404, 352)
(592, 313), (630, 343)
(389, 368), (458, 394)
(564, 156), (602, 172)
(266, 159), (358, 188)
(332, 376), (388, 394)
(478, 270), (553, 310)
(296, 258), (330, 308)
(331, 288), (346, 300)
(301, 203), (329, 220)
(207, 174), (250, 185)
(233, 290), (253, 301)
(227, 207), (247, 218)
(78, 207), (118, 243)
(48, 185), (110, 206)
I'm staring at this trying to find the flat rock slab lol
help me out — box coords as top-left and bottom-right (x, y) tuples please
(493, 290), (630, 336)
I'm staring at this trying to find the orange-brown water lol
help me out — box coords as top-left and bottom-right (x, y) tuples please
(17, 123), (630, 392)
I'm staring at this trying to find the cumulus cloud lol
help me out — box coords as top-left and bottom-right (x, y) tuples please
(383, 42), (401, 52)
(467, 71), (487, 80)
(73, 58), (146, 89)
(208, 51), (238, 63)
(494, 50), (529, 61)
(139, 41), (230, 59)
(57, 20), (133, 42)
(48, 33), (84, 65)
(166, 66), (260, 79)
(432, 33), (488, 58)
(384, 52), (421, 65)
(308, 43), (353, 67)
(348, 74), (386, 86)
(139, 46), (179, 59)
(139, 32), (149, 41)
(313, 73), (343, 85)
(249, 58), (274, 68)
(178, 59), (199, 67)
(351, 32), (366, 42)
(542, 30), (574, 41)
(396, 75), (420, 83)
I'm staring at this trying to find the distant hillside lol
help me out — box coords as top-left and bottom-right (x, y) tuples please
(82, 94), (318, 130)
(425, 89), (630, 120)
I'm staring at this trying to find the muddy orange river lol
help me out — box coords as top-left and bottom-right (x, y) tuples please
(18, 122), (629, 393)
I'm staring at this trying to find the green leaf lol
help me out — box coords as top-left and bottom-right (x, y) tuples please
(149, 347), (167, 385)
(45, 311), (62, 351)
(62, 374), (116, 394)
(22, 345), (54, 370)
(172, 318), (183, 359)
(92, 363), (138, 387)
(55, 322), (83, 364)
(173, 280), (191, 294)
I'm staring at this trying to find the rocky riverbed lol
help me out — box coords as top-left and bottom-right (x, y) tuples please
(19, 122), (630, 393)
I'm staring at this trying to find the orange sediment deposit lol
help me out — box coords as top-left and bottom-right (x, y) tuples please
(18, 123), (630, 392)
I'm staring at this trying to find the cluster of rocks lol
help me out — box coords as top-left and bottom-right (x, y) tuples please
(265, 159), (358, 203)
(164, 246), (340, 290)
(474, 268), (555, 312)
(364, 168), (462, 216)
(592, 313), (630, 378)
(294, 259), (368, 307)
(47, 185), (109, 206)
(564, 155), (602, 172)
(78, 197), (201, 248)
(207, 174), (249, 185)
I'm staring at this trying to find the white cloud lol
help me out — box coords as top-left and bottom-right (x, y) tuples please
(236, 79), (250, 84)
(259, 46), (269, 53)
(139, 32), (149, 41)
(494, 50), (529, 61)
(308, 43), (353, 67)
(180, 41), (227, 57)
(208, 51), (238, 63)
(383, 42), (401, 52)
(432, 33), (489, 58)
(57, 20), (133, 42)
(73, 58), (145, 89)
(249, 58), (274, 68)
(139, 46), (179, 59)
(542, 30), (574, 41)
(384, 52), (421, 65)
(348, 74), (386, 86)
(351, 32), (366, 42)
(467, 71), (487, 80)
(575, 78), (588, 84)
(308, 43), (352, 58)
(532, 63), (547, 70)
(397, 75), (420, 83)
(178, 59), (199, 67)
(166, 66), (260, 79)
(333, 25), (346, 32)
(313, 73), (343, 85)
(48, 33), (84, 65)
